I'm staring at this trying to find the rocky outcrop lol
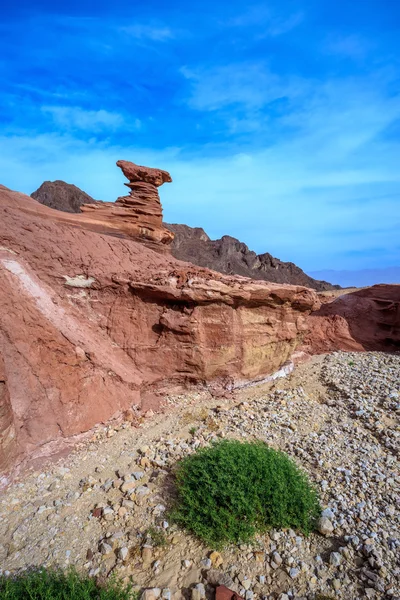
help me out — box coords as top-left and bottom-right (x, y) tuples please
(165, 223), (338, 292)
(0, 183), (319, 475)
(303, 285), (400, 354)
(80, 160), (174, 251)
(30, 161), (174, 253)
(31, 180), (96, 213)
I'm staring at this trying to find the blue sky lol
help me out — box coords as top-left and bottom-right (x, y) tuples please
(1, 0), (400, 273)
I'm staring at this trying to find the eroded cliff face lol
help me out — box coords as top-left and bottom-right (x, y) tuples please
(303, 285), (400, 354)
(0, 184), (319, 474)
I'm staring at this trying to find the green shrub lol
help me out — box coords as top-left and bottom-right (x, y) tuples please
(0, 568), (137, 600)
(170, 439), (320, 546)
(144, 526), (168, 548)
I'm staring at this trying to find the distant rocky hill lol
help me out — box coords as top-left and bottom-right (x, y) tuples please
(31, 179), (337, 291)
(165, 223), (338, 291)
(31, 180), (96, 213)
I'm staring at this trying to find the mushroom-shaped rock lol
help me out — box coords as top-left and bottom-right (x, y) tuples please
(116, 160), (172, 186)
(80, 159), (174, 252)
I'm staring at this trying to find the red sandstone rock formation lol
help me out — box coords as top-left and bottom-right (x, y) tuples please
(25, 161), (174, 253)
(303, 285), (400, 354)
(80, 160), (174, 251)
(0, 184), (319, 475)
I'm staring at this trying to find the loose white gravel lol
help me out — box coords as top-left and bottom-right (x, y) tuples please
(0, 351), (398, 600)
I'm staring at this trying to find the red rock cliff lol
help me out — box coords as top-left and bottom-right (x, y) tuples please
(0, 180), (319, 475)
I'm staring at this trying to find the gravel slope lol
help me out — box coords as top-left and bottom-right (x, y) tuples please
(0, 352), (399, 600)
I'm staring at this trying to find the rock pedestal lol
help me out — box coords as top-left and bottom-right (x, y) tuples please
(80, 160), (174, 252)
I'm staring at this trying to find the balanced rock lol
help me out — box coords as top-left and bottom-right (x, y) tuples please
(80, 160), (174, 251)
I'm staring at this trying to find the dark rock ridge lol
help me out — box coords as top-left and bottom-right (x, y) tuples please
(165, 223), (338, 292)
(31, 180), (96, 213)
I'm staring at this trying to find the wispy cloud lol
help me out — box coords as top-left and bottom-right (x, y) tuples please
(41, 106), (134, 132)
(325, 34), (372, 60)
(181, 63), (308, 111)
(226, 5), (303, 36)
(121, 24), (174, 41)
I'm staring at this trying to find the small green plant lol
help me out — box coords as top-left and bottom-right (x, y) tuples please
(189, 427), (198, 436)
(0, 568), (138, 599)
(170, 439), (320, 546)
(348, 361), (355, 366)
(145, 526), (168, 548)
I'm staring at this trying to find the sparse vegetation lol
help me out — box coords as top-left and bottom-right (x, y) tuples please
(144, 526), (168, 548)
(171, 439), (320, 546)
(0, 568), (138, 600)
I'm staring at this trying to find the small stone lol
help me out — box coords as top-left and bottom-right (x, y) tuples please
(321, 507), (335, 519)
(141, 589), (161, 600)
(289, 567), (300, 579)
(86, 549), (94, 561)
(99, 541), (113, 555)
(194, 583), (206, 600)
(121, 481), (136, 493)
(142, 546), (153, 567)
(200, 558), (212, 569)
(118, 547), (129, 561)
(318, 516), (334, 536)
(330, 552), (342, 567)
(206, 570), (234, 588)
(209, 550), (223, 568)
(161, 590), (171, 600)
(272, 552), (282, 566)
(182, 559), (192, 569)
(332, 579), (341, 591)
(192, 583), (206, 600)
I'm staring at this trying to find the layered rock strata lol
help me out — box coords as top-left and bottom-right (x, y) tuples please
(29, 161), (174, 253)
(303, 285), (400, 354)
(80, 160), (174, 251)
(0, 184), (319, 475)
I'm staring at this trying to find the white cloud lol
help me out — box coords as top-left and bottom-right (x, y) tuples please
(181, 63), (308, 111)
(121, 24), (173, 41)
(41, 105), (135, 132)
